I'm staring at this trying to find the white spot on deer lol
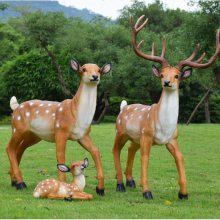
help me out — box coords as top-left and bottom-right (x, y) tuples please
(142, 128), (145, 134)
(138, 115), (142, 119)
(134, 107), (138, 111)
(130, 114), (134, 117)
(56, 122), (60, 128)
(127, 106), (130, 110)
(48, 103), (52, 107)
(33, 191), (40, 198)
(26, 112), (30, 117)
(35, 110), (39, 114)
(58, 103), (61, 107)
(52, 113), (56, 117)
(148, 106), (151, 110)
(13, 128), (16, 133)
(17, 115), (21, 121)
(59, 107), (63, 112)
(147, 113), (150, 118)
(45, 109), (49, 114)
(118, 119), (121, 124)
(29, 102), (33, 106)
(19, 104), (24, 108)
(44, 189), (47, 192)
(39, 103), (44, 107)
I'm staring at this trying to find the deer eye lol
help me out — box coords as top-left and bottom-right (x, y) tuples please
(175, 75), (179, 79)
(160, 74), (164, 78)
(82, 68), (86, 72)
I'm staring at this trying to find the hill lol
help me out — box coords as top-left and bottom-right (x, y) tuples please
(0, 1), (101, 21)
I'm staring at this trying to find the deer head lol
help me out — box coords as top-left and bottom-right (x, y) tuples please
(70, 60), (111, 85)
(57, 158), (89, 176)
(130, 15), (220, 91)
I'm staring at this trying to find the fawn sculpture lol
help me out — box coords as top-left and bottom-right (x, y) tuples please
(113, 15), (220, 200)
(33, 158), (93, 201)
(6, 59), (111, 195)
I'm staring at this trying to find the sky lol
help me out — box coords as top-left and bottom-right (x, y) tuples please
(57, 0), (197, 19)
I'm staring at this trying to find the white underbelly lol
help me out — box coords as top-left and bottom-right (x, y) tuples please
(126, 122), (141, 144)
(30, 118), (55, 142)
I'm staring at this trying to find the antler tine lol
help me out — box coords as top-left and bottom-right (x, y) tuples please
(152, 42), (155, 56)
(138, 40), (144, 49)
(175, 29), (220, 70)
(161, 38), (166, 58)
(186, 44), (200, 61)
(195, 52), (206, 63)
(130, 15), (169, 67)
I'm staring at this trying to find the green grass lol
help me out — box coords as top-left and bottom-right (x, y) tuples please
(0, 123), (220, 218)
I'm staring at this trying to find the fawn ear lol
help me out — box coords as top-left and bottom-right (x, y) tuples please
(70, 59), (81, 72)
(100, 63), (111, 74)
(152, 64), (161, 78)
(83, 158), (89, 168)
(181, 68), (192, 80)
(57, 164), (70, 172)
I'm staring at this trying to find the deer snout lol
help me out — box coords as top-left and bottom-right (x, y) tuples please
(163, 80), (171, 87)
(91, 75), (99, 81)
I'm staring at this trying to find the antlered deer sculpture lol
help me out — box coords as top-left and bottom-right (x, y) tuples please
(6, 60), (111, 195)
(113, 15), (220, 200)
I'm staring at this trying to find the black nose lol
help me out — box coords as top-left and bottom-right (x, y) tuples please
(92, 75), (98, 80)
(164, 80), (170, 86)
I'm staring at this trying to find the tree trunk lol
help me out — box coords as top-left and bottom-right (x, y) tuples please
(43, 45), (72, 97)
(204, 96), (211, 123)
(186, 88), (213, 125)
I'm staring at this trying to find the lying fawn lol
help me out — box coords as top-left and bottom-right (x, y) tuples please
(7, 59), (111, 195)
(113, 15), (220, 200)
(33, 158), (93, 201)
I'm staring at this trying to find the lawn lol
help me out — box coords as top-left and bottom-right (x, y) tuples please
(0, 123), (220, 218)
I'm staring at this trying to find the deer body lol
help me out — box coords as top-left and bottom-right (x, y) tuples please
(6, 61), (111, 194)
(33, 158), (93, 200)
(113, 15), (220, 200)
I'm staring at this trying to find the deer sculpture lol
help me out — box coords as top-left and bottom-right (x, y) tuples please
(6, 59), (111, 195)
(33, 158), (93, 201)
(113, 15), (220, 200)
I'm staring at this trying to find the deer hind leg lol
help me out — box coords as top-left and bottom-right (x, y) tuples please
(125, 142), (140, 188)
(112, 133), (128, 192)
(166, 139), (188, 200)
(6, 132), (26, 189)
(72, 191), (93, 200)
(8, 132), (41, 189)
(78, 134), (105, 196)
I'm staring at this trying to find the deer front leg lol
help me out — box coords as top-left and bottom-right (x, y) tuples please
(78, 135), (105, 196)
(140, 135), (153, 200)
(55, 131), (68, 182)
(166, 139), (188, 200)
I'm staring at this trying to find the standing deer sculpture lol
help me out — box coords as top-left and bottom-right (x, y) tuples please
(6, 59), (111, 195)
(113, 15), (220, 200)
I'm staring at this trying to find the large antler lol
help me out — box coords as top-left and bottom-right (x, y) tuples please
(176, 29), (220, 70)
(130, 15), (169, 68)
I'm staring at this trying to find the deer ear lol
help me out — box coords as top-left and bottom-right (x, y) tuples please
(152, 64), (161, 78)
(83, 158), (89, 168)
(100, 63), (111, 74)
(181, 68), (192, 80)
(57, 164), (70, 172)
(70, 59), (81, 72)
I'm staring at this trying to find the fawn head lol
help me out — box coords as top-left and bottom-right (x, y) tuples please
(57, 158), (89, 176)
(71, 59), (111, 85)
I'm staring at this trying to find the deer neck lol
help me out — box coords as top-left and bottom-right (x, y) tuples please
(71, 81), (97, 131)
(72, 173), (86, 191)
(158, 89), (179, 125)
(155, 89), (179, 144)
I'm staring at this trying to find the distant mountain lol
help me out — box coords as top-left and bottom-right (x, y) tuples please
(0, 1), (102, 21)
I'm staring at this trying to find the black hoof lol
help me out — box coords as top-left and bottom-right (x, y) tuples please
(96, 186), (105, 196)
(143, 191), (153, 200)
(178, 192), (188, 200)
(16, 182), (27, 190)
(126, 179), (136, 188)
(11, 180), (17, 187)
(64, 197), (73, 202)
(116, 183), (126, 192)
